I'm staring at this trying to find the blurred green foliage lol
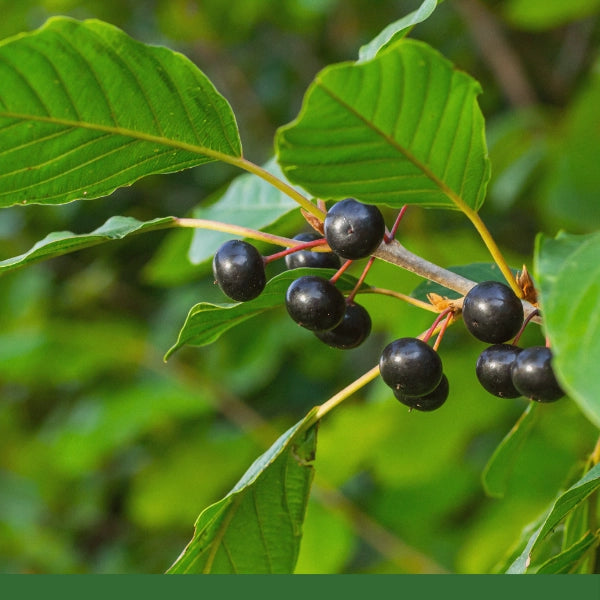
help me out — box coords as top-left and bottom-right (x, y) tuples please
(0, 0), (599, 573)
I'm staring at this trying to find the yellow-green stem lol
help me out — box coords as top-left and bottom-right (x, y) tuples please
(461, 204), (523, 298)
(174, 217), (301, 247)
(359, 287), (438, 313)
(306, 316), (458, 428)
(235, 157), (326, 220)
(310, 365), (381, 424)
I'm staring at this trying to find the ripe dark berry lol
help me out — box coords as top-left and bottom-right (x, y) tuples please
(315, 302), (372, 349)
(285, 232), (341, 270)
(462, 280), (524, 344)
(394, 374), (449, 412)
(285, 275), (346, 331)
(212, 239), (266, 302)
(324, 198), (385, 260)
(476, 344), (523, 398)
(511, 346), (565, 403)
(379, 337), (443, 397)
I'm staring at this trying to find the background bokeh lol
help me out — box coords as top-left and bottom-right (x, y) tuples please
(0, 0), (599, 573)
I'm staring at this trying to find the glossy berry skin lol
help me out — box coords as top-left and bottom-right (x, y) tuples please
(394, 374), (449, 412)
(476, 344), (523, 398)
(324, 198), (385, 260)
(315, 302), (372, 349)
(285, 232), (341, 270)
(285, 275), (346, 331)
(462, 281), (524, 344)
(212, 240), (266, 302)
(511, 346), (565, 403)
(379, 337), (443, 397)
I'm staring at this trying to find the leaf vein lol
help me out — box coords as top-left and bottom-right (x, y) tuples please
(317, 80), (462, 208)
(50, 27), (120, 126)
(0, 53), (52, 116)
(73, 24), (165, 134)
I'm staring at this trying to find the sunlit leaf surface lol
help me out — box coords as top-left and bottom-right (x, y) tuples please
(0, 17), (241, 207)
(536, 231), (600, 427)
(277, 40), (490, 211)
(167, 410), (318, 574)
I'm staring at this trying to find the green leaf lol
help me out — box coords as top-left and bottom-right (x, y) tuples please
(535, 231), (600, 427)
(535, 531), (599, 574)
(0, 215), (174, 273)
(188, 158), (301, 265)
(164, 268), (361, 360)
(481, 404), (539, 498)
(507, 461), (600, 573)
(0, 17), (241, 207)
(358, 0), (439, 62)
(562, 497), (591, 563)
(167, 409), (319, 574)
(276, 40), (490, 211)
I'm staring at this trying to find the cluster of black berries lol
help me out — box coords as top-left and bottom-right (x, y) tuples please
(464, 281), (565, 403)
(211, 197), (565, 414)
(212, 198), (384, 350)
(379, 337), (448, 411)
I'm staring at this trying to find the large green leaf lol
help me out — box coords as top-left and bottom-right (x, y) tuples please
(188, 159), (300, 265)
(507, 461), (600, 573)
(357, 0), (439, 62)
(167, 409), (319, 574)
(0, 216), (174, 273)
(276, 40), (490, 211)
(535, 231), (600, 427)
(0, 17), (241, 207)
(561, 494), (592, 574)
(535, 531), (599, 574)
(164, 268), (361, 360)
(481, 404), (539, 498)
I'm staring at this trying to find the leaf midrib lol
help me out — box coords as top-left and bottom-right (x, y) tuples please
(0, 110), (242, 165)
(315, 78), (472, 213)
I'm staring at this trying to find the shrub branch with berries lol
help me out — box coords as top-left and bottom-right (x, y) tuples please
(1, 5), (600, 575)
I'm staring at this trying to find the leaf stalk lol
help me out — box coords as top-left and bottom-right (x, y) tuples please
(174, 217), (302, 248)
(460, 204), (523, 298)
(235, 157), (326, 220)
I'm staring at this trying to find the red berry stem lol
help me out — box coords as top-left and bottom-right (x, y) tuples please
(330, 259), (354, 284)
(433, 311), (453, 352)
(423, 308), (454, 344)
(384, 205), (408, 243)
(511, 308), (540, 345)
(346, 256), (376, 303)
(263, 238), (329, 265)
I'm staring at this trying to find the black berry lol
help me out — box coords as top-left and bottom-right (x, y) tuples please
(476, 344), (523, 398)
(462, 280), (524, 344)
(379, 337), (443, 397)
(285, 232), (341, 270)
(285, 275), (346, 331)
(511, 346), (565, 403)
(324, 198), (385, 260)
(315, 302), (372, 349)
(394, 374), (449, 412)
(212, 239), (266, 302)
